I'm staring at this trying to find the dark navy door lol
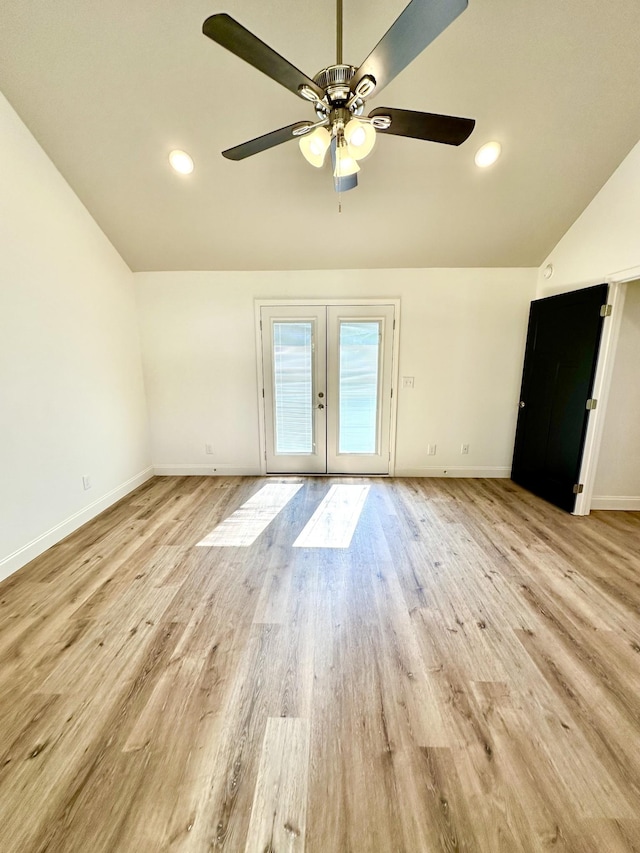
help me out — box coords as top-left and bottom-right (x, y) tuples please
(511, 284), (608, 512)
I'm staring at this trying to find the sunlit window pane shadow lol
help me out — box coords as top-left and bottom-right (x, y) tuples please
(196, 483), (303, 547)
(293, 484), (370, 549)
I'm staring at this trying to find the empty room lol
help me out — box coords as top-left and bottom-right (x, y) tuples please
(1, 0), (640, 850)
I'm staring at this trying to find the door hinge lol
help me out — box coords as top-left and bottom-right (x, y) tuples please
(573, 483), (584, 494)
(260, 319), (263, 330)
(390, 387), (393, 398)
(586, 398), (597, 410)
(600, 304), (612, 317)
(264, 449), (267, 461)
(393, 318), (396, 330)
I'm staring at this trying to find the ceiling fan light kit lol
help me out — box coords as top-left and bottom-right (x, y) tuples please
(333, 136), (360, 178)
(202, 0), (476, 194)
(345, 119), (377, 159)
(298, 126), (331, 168)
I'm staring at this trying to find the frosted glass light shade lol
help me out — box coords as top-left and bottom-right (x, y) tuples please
(345, 119), (376, 160)
(333, 144), (360, 178)
(299, 127), (331, 167)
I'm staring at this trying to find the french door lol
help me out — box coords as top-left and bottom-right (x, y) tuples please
(260, 304), (396, 474)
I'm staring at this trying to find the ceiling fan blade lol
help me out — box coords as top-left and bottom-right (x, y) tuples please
(222, 122), (309, 161)
(203, 14), (324, 100)
(369, 106), (475, 145)
(352, 0), (468, 97)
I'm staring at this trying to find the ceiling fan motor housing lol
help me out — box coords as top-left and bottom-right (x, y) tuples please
(314, 65), (355, 99)
(312, 64), (366, 115)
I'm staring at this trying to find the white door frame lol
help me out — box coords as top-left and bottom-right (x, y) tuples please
(255, 298), (401, 476)
(573, 265), (640, 514)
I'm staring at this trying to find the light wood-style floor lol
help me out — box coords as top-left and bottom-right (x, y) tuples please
(1, 476), (639, 852)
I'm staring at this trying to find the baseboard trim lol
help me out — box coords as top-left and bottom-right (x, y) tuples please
(153, 465), (512, 479)
(590, 495), (640, 511)
(0, 467), (154, 584)
(394, 466), (511, 478)
(153, 464), (260, 477)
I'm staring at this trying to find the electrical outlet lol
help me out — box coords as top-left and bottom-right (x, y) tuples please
(461, 444), (469, 455)
(205, 443), (214, 455)
(82, 475), (92, 491)
(402, 376), (415, 389)
(427, 444), (437, 456)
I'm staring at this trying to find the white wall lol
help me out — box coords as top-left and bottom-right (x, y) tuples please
(592, 282), (640, 509)
(135, 268), (536, 478)
(0, 92), (152, 581)
(537, 138), (640, 297)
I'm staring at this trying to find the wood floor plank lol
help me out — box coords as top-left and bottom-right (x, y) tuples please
(0, 619), (186, 851)
(244, 717), (310, 852)
(362, 518), (449, 747)
(0, 475), (639, 851)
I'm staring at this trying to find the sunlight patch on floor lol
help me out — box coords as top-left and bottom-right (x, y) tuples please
(293, 484), (370, 549)
(196, 483), (303, 547)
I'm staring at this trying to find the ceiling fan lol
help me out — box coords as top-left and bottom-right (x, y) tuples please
(202, 0), (475, 193)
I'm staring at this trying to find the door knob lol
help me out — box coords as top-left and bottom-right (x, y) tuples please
(318, 392), (324, 398)
(519, 401), (526, 409)
(317, 403), (324, 409)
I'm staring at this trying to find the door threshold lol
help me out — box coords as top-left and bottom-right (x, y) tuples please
(265, 472), (391, 477)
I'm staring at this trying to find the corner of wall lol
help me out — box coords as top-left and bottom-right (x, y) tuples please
(0, 468), (153, 584)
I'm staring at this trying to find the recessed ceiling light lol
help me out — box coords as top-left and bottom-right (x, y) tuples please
(169, 149), (194, 174)
(474, 141), (501, 168)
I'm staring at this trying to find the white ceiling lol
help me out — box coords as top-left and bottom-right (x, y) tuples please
(2, 0), (640, 272)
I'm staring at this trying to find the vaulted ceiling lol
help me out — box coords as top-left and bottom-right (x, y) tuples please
(2, 0), (640, 271)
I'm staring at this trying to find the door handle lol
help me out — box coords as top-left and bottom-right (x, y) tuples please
(519, 401), (526, 409)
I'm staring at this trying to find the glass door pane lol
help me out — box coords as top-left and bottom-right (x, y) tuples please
(338, 321), (380, 454)
(273, 322), (314, 454)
